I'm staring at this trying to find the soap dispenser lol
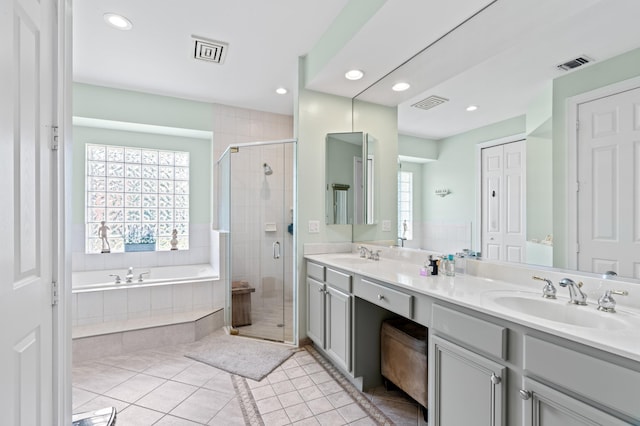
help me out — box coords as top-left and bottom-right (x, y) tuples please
(429, 256), (439, 276)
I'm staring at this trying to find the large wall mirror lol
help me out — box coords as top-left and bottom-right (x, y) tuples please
(350, 0), (640, 280)
(325, 132), (375, 226)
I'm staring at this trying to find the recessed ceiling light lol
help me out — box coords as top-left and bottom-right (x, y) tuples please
(466, 105), (479, 112)
(345, 69), (364, 81)
(104, 13), (133, 30)
(392, 82), (410, 92)
(276, 87), (288, 95)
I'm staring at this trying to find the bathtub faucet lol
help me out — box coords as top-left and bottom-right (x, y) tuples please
(138, 271), (150, 282)
(108, 274), (122, 284)
(126, 267), (134, 283)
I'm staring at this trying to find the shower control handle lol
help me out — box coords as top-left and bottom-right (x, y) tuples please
(273, 241), (281, 259)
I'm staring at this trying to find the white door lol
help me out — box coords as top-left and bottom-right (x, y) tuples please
(577, 87), (640, 278)
(0, 0), (56, 423)
(481, 141), (526, 262)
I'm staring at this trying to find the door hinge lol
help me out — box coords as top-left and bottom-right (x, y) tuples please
(575, 243), (580, 254)
(51, 280), (58, 306)
(50, 126), (59, 151)
(576, 181), (580, 192)
(576, 120), (580, 131)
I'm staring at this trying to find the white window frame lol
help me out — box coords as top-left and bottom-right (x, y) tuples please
(85, 143), (190, 253)
(398, 170), (413, 240)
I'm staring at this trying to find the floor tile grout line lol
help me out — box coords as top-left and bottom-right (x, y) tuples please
(304, 345), (394, 426)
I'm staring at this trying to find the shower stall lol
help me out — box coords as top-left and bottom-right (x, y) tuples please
(217, 139), (296, 343)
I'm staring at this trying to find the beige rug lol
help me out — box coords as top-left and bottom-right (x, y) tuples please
(185, 334), (295, 381)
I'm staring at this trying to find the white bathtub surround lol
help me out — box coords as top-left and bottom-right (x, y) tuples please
(72, 264), (220, 327)
(71, 223), (212, 272)
(72, 308), (224, 363)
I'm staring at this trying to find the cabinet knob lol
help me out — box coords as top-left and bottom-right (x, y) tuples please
(490, 374), (501, 385)
(377, 294), (385, 301)
(519, 389), (531, 400)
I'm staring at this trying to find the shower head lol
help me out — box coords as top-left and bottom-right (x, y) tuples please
(263, 163), (273, 175)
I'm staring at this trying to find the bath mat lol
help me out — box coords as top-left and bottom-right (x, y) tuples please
(185, 334), (295, 381)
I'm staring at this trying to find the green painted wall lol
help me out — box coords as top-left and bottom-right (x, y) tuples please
(74, 83), (213, 131)
(72, 84), (214, 226)
(399, 134), (438, 160)
(552, 46), (640, 267)
(352, 99), (398, 242)
(72, 126), (212, 225)
(305, 0), (386, 84)
(422, 116), (525, 248)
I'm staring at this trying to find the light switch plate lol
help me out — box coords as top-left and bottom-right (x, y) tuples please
(308, 220), (320, 233)
(382, 220), (391, 232)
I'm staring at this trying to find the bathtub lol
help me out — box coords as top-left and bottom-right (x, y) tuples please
(72, 263), (218, 293)
(71, 263), (223, 328)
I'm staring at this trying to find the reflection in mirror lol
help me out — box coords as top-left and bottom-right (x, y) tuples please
(352, 1), (640, 279)
(331, 184), (350, 224)
(326, 132), (366, 225)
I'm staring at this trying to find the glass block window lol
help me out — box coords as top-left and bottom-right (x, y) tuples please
(398, 171), (413, 241)
(86, 144), (190, 253)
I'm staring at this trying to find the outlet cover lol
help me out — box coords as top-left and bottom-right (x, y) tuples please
(308, 220), (320, 233)
(382, 220), (391, 232)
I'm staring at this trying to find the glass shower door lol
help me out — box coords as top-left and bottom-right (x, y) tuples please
(227, 141), (294, 343)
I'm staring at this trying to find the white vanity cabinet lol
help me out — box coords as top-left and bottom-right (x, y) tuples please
(306, 262), (353, 373)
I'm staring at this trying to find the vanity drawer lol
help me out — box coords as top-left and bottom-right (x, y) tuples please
(524, 335), (640, 420)
(326, 267), (351, 293)
(355, 278), (413, 318)
(307, 262), (325, 281)
(432, 304), (507, 360)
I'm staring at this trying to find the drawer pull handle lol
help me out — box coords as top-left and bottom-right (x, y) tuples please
(490, 374), (501, 385)
(519, 389), (531, 400)
(377, 294), (385, 301)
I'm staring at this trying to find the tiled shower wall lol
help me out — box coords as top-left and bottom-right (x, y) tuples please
(212, 104), (295, 312)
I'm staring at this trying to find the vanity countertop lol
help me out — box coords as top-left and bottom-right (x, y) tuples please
(305, 253), (640, 363)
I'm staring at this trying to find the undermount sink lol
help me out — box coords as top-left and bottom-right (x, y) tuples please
(483, 290), (629, 330)
(323, 253), (376, 265)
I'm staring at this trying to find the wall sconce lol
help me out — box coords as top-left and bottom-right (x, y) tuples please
(435, 188), (451, 197)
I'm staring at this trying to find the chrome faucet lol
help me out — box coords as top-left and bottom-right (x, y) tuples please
(126, 267), (134, 283)
(558, 278), (587, 305)
(597, 289), (628, 313)
(109, 274), (122, 284)
(397, 237), (406, 247)
(358, 246), (372, 259)
(138, 271), (150, 282)
(532, 276), (556, 299)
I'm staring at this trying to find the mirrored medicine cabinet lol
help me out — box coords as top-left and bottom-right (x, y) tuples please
(325, 132), (376, 226)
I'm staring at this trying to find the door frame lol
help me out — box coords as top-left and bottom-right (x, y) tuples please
(566, 75), (640, 270)
(53, 0), (73, 424)
(474, 133), (526, 254)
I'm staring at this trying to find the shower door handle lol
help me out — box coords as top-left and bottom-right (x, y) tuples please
(273, 241), (281, 259)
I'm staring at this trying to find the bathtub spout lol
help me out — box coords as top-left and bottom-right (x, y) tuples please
(126, 267), (134, 283)
(138, 271), (150, 282)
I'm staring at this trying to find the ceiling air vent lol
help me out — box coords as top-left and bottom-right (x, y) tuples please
(411, 95), (449, 110)
(557, 56), (592, 71)
(192, 36), (228, 64)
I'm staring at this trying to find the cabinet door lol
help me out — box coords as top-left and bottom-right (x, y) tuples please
(307, 277), (325, 347)
(521, 377), (630, 426)
(325, 286), (352, 372)
(432, 336), (506, 426)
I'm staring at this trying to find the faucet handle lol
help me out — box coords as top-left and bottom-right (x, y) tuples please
(373, 250), (382, 261)
(109, 274), (122, 284)
(597, 289), (628, 313)
(532, 276), (556, 299)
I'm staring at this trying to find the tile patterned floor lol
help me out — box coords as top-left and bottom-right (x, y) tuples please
(73, 331), (427, 425)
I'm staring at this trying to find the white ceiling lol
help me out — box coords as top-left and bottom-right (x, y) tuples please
(73, 0), (640, 140)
